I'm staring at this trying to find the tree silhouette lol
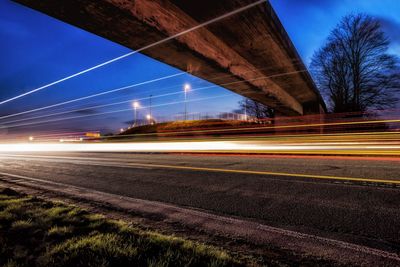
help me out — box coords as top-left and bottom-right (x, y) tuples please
(311, 14), (400, 113)
(239, 98), (274, 119)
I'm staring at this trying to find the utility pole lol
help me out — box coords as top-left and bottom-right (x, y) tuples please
(184, 84), (191, 120)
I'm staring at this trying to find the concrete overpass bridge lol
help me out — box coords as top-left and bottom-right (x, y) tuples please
(15, 0), (326, 116)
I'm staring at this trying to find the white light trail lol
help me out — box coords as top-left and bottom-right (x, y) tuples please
(0, 141), (399, 153)
(0, 0), (266, 106)
(0, 142), (252, 152)
(0, 70), (306, 124)
(0, 72), (184, 121)
(0, 95), (230, 129)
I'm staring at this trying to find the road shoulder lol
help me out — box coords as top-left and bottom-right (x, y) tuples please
(1, 173), (399, 266)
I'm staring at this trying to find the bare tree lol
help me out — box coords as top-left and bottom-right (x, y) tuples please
(311, 14), (400, 113)
(239, 98), (274, 119)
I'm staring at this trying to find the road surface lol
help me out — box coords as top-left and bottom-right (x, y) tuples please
(0, 152), (399, 257)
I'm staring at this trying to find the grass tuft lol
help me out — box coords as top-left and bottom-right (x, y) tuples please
(0, 187), (242, 267)
(11, 219), (33, 230)
(48, 225), (73, 237)
(39, 233), (138, 267)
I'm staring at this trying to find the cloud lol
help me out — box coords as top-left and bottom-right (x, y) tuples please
(0, 107), (19, 117)
(271, 0), (337, 10)
(378, 17), (400, 45)
(285, 0), (336, 9)
(73, 108), (98, 115)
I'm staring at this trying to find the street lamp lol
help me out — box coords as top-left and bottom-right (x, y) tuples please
(132, 101), (140, 126)
(149, 94), (153, 119)
(146, 114), (152, 125)
(183, 83), (191, 120)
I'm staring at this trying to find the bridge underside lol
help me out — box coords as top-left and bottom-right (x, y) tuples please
(14, 0), (326, 115)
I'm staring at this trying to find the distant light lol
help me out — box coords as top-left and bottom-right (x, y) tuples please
(85, 132), (100, 138)
(29, 136), (34, 141)
(184, 83), (191, 92)
(120, 128), (124, 132)
(132, 101), (140, 109)
(59, 139), (64, 142)
(146, 114), (152, 120)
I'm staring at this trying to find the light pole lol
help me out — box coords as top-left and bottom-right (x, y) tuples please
(183, 83), (191, 120)
(146, 114), (152, 125)
(149, 94), (152, 119)
(132, 101), (140, 126)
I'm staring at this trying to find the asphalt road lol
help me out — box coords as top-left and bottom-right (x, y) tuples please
(0, 152), (399, 254)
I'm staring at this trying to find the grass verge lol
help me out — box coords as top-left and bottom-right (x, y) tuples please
(119, 119), (257, 136)
(0, 187), (242, 267)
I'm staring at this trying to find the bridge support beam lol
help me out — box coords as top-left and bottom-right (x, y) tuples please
(14, 0), (326, 116)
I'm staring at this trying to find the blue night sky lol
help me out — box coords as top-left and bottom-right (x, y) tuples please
(0, 0), (399, 138)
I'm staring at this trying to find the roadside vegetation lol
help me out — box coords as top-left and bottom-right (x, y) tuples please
(119, 119), (258, 136)
(114, 119), (276, 141)
(311, 13), (400, 114)
(0, 187), (242, 267)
